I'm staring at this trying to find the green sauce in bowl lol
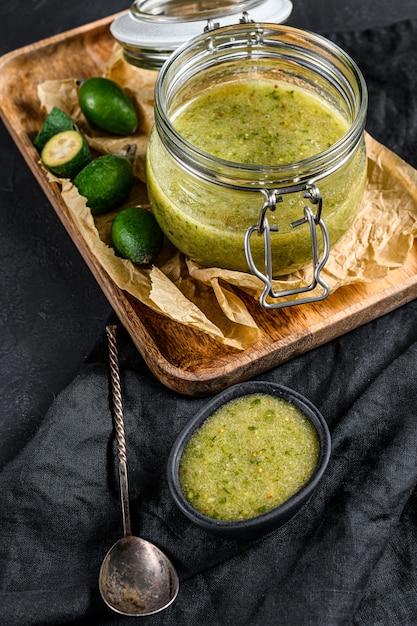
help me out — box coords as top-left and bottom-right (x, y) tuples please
(167, 381), (331, 538)
(179, 394), (320, 521)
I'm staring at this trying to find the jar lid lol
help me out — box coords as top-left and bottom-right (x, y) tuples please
(111, 0), (293, 69)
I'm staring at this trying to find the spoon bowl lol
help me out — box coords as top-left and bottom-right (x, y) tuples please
(99, 536), (178, 616)
(99, 325), (179, 616)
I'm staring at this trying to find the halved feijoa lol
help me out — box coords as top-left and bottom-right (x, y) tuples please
(34, 106), (77, 151)
(41, 129), (91, 179)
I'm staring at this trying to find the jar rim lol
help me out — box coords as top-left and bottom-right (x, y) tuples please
(131, 0), (265, 23)
(154, 23), (368, 188)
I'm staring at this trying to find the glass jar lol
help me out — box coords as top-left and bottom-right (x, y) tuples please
(146, 22), (368, 307)
(111, 0), (293, 70)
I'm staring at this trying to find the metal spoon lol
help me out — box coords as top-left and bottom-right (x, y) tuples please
(99, 325), (179, 616)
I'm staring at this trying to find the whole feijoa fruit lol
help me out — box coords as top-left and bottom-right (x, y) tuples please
(73, 149), (134, 214)
(78, 77), (138, 135)
(111, 206), (164, 265)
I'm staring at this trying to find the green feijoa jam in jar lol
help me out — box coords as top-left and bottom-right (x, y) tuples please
(172, 81), (348, 166)
(147, 23), (367, 278)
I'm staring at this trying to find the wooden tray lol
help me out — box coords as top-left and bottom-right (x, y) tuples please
(2, 12), (417, 396)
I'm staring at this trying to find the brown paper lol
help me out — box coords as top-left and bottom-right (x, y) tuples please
(38, 48), (417, 351)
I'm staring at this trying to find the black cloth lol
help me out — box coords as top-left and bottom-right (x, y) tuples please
(2, 18), (417, 626)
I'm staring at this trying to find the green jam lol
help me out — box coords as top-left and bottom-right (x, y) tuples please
(173, 81), (348, 165)
(179, 394), (320, 521)
(147, 79), (367, 275)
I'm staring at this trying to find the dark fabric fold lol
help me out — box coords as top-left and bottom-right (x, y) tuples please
(2, 18), (417, 626)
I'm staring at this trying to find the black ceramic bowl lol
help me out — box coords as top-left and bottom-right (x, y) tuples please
(167, 381), (331, 539)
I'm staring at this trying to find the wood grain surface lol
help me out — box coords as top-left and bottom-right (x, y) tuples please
(1, 12), (417, 396)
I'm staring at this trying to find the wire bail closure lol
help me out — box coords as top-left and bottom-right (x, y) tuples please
(244, 183), (330, 309)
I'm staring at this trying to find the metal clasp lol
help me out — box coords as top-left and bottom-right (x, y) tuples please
(204, 18), (220, 32)
(205, 10), (253, 34)
(239, 11), (254, 24)
(244, 183), (330, 309)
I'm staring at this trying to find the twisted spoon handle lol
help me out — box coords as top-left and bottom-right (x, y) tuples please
(106, 325), (132, 538)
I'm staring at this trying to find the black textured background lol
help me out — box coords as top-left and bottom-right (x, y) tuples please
(2, 2), (417, 625)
